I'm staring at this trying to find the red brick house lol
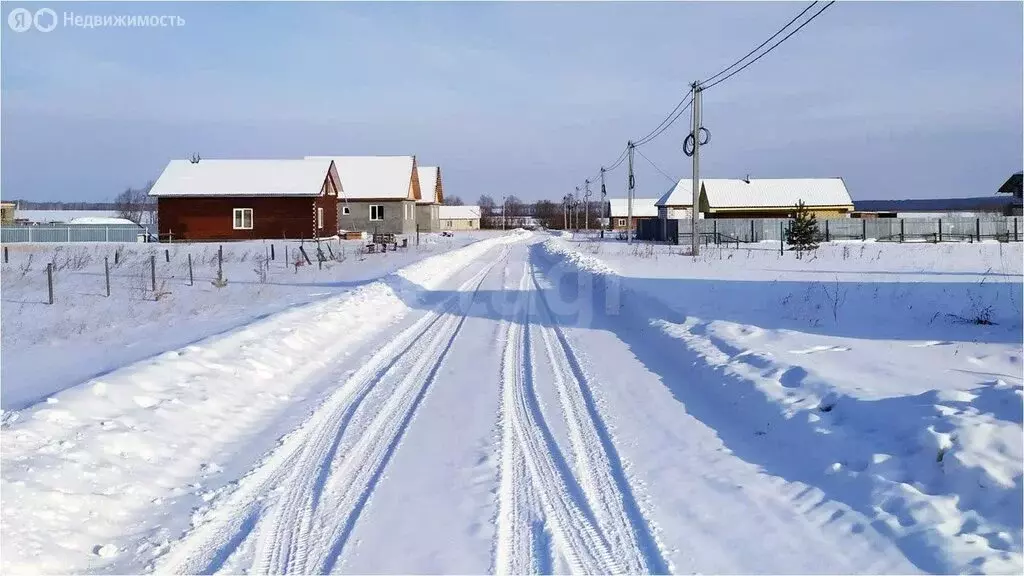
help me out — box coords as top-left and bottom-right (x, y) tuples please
(149, 158), (340, 241)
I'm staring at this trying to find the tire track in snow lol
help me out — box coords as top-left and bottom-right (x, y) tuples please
(528, 256), (668, 574)
(155, 245), (511, 575)
(303, 247), (512, 573)
(495, 262), (620, 575)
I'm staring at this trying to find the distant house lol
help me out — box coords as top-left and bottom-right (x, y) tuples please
(655, 180), (697, 220)
(0, 202), (15, 224)
(308, 156), (421, 235)
(149, 158), (340, 241)
(998, 171), (1023, 199)
(416, 166), (444, 232)
(439, 205), (481, 230)
(853, 197), (1020, 218)
(608, 198), (659, 229)
(998, 171), (1023, 215)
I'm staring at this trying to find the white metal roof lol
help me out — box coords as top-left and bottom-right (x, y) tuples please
(703, 178), (853, 209)
(657, 178), (853, 209)
(608, 198), (659, 217)
(68, 216), (137, 225)
(656, 179), (698, 207)
(438, 205), (481, 220)
(416, 166), (440, 204)
(148, 159), (334, 197)
(307, 156), (416, 200)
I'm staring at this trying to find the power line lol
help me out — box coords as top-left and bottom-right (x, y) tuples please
(703, 1), (836, 91)
(635, 93), (693, 147)
(700, 1), (820, 86)
(578, 0), (835, 191)
(604, 146), (630, 173)
(633, 86), (695, 146)
(635, 148), (678, 184)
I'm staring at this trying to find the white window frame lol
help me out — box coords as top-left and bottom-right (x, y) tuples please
(233, 208), (253, 230)
(617, 218), (627, 227)
(317, 207), (324, 229)
(369, 205), (384, 221)
(446, 220), (452, 228)
(342, 205), (351, 215)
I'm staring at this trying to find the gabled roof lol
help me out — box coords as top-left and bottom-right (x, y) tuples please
(307, 155), (417, 200)
(148, 159), (335, 197)
(609, 198), (659, 217)
(704, 178), (853, 209)
(656, 179), (699, 207)
(438, 205), (480, 220)
(416, 166), (442, 204)
(657, 178), (853, 209)
(997, 171), (1022, 197)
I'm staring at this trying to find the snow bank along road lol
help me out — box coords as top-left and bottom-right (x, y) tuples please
(5, 230), (936, 574)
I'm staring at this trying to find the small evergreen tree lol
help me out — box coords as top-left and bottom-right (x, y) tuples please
(786, 200), (821, 257)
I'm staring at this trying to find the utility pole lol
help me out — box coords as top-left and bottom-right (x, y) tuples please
(584, 179), (592, 231)
(690, 82), (703, 256)
(627, 141), (636, 244)
(574, 186), (580, 232)
(502, 195), (506, 231)
(563, 194), (569, 230)
(600, 167), (607, 236)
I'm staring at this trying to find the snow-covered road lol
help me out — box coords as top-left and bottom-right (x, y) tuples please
(7, 231), (1002, 574)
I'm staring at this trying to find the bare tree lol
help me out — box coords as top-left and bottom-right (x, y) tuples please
(478, 195), (495, 213)
(114, 181), (155, 225)
(442, 195), (465, 206)
(533, 200), (561, 229)
(504, 195), (523, 217)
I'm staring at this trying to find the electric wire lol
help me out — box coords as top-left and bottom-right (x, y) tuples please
(703, 1), (836, 91)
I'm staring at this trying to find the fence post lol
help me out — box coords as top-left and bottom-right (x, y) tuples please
(900, 219), (905, 243)
(164, 249), (170, 263)
(104, 257), (110, 297)
(150, 254), (156, 292)
(188, 253), (194, 286)
(750, 220), (755, 242)
(938, 219), (943, 243)
(976, 218), (981, 242)
(3, 246), (7, 264)
(713, 220), (718, 244)
(825, 219), (830, 243)
(114, 249), (119, 265)
(1015, 217), (1019, 242)
(105, 227), (109, 242)
(861, 219), (866, 241)
(271, 244), (275, 261)
(218, 245), (224, 279)
(284, 245), (289, 268)
(779, 221), (784, 255)
(67, 227), (71, 242)
(47, 263), (54, 304)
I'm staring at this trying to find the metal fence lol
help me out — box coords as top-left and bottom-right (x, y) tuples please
(636, 216), (1021, 244)
(1, 224), (157, 243)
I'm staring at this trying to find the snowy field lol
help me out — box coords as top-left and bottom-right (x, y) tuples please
(0, 233), (490, 410)
(1, 231), (1021, 575)
(547, 236), (1023, 574)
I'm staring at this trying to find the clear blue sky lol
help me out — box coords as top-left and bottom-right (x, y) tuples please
(2, 1), (1021, 203)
